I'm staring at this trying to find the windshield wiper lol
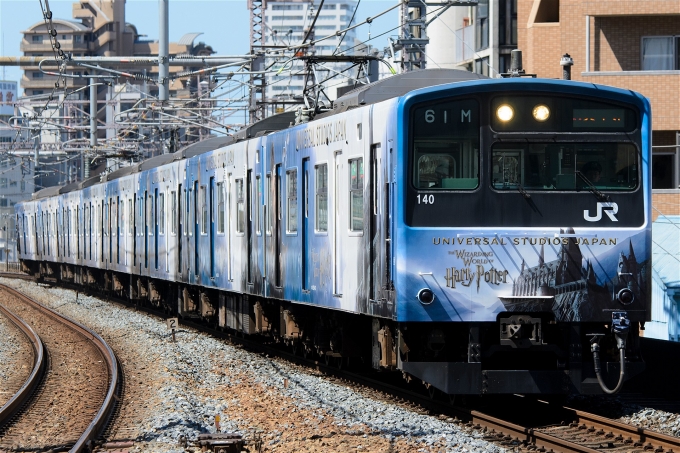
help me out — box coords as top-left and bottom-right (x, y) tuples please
(575, 171), (611, 202)
(517, 184), (531, 199)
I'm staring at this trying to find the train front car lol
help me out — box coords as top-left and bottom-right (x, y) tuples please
(395, 79), (651, 395)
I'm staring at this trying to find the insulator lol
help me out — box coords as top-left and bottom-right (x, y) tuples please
(50, 29), (58, 37)
(54, 42), (60, 50)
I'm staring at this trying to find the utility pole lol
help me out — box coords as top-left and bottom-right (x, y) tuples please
(248, 0), (266, 124)
(159, 0), (170, 101)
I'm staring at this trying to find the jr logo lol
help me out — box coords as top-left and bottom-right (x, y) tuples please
(584, 202), (619, 222)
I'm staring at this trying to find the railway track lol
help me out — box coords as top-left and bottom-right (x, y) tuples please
(0, 284), (120, 452)
(3, 273), (679, 453)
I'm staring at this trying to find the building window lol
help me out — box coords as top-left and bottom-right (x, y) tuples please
(642, 36), (679, 70)
(316, 164), (328, 232)
(499, 0), (517, 46)
(32, 72), (44, 79)
(0, 199), (7, 207)
(475, 57), (490, 76)
(475, 0), (489, 51)
(0, 178), (7, 188)
(32, 90), (44, 95)
(349, 158), (363, 231)
(74, 35), (82, 43)
(652, 154), (677, 189)
(287, 169), (298, 233)
(31, 35), (43, 43)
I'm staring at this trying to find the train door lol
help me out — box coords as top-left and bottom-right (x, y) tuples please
(144, 191), (148, 269)
(210, 177), (215, 278)
(369, 145), (379, 301)
(274, 165), (281, 287)
(193, 180), (199, 279)
(302, 158), (310, 291)
(154, 188), (159, 270)
(334, 152), (343, 295)
(246, 170), (252, 285)
(177, 185), (182, 276)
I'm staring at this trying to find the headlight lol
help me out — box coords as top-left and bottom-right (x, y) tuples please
(496, 104), (514, 122)
(532, 104), (550, 122)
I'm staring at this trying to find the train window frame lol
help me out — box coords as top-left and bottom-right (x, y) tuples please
(315, 163), (328, 233)
(159, 192), (165, 236)
(171, 191), (177, 235)
(286, 168), (298, 234)
(255, 175), (262, 236)
(235, 178), (245, 235)
(200, 185), (208, 235)
(217, 183), (225, 235)
(128, 199), (133, 236)
(148, 194), (154, 237)
(265, 174), (272, 236)
(349, 157), (363, 232)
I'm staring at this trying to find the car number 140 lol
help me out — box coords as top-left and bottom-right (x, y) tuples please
(417, 194), (435, 204)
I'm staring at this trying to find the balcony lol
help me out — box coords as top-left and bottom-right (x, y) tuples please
(453, 25), (475, 64)
(21, 40), (90, 53)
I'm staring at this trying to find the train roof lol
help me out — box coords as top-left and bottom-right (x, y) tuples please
(233, 111), (297, 141)
(325, 69), (488, 113)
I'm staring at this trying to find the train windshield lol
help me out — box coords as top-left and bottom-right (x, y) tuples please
(491, 143), (638, 191)
(411, 99), (480, 190)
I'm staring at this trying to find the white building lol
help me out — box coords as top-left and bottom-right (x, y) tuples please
(263, 0), (361, 110)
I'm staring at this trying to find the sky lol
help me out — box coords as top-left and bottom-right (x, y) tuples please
(0, 0), (399, 90)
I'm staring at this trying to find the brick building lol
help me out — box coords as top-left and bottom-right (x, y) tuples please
(518, 0), (680, 201)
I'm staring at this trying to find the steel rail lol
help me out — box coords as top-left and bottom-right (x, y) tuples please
(0, 304), (45, 427)
(0, 284), (120, 453)
(560, 406), (680, 452)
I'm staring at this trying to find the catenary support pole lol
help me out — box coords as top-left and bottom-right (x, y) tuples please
(159, 0), (169, 101)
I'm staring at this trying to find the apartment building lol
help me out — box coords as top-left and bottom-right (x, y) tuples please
(20, 0), (214, 98)
(426, 0), (518, 76)
(262, 0), (361, 110)
(518, 0), (680, 191)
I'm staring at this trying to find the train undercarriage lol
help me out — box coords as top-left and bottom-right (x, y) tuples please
(22, 260), (645, 396)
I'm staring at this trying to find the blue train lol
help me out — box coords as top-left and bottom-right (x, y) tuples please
(15, 69), (652, 395)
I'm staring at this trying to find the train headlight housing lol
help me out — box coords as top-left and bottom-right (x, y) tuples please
(417, 288), (435, 305)
(496, 104), (514, 122)
(617, 288), (635, 305)
(532, 104), (550, 122)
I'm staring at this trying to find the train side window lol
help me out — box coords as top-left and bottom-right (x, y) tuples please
(265, 174), (272, 235)
(315, 164), (328, 232)
(148, 194), (154, 236)
(287, 169), (298, 233)
(188, 187), (193, 237)
(200, 186), (208, 235)
(236, 179), (245, 234)
(349, 158), (363, 232)
(128, 199), (133, 236)
(171, 191), (177, 235)
(159, 192), (165, 235)
(255, 176), (261, 235)
(217, 183), (225, 234)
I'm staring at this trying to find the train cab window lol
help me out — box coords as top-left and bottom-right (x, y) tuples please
(159, 193), (165, 235)
(236, 179), (245, 234)
(287, 169), (298, 233)
(411, 98), (480, 190)
(315, 164), (328, 232)
(491, 143), (639, 191)
(349, 159), (363, 232)
(201, 186), (208, 235)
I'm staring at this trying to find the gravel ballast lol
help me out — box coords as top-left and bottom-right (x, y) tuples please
(0, 279), (506, 453)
